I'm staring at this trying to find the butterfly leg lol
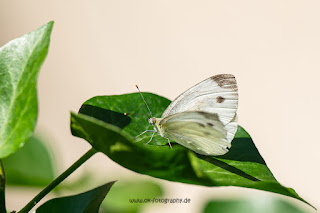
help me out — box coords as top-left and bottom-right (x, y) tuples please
(163, 137), (172, 149)
(146, 131), (155, 144)
(135, 130), (155, 138)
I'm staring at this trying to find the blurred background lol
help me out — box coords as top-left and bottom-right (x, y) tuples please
(1, 1), (319, 212)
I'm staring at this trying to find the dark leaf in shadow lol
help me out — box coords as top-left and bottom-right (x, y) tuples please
(36, 181), (115, 213)
(70, 93), (312, 208)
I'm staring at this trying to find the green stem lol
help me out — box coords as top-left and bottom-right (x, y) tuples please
(0, 160), (6, 213)
(18, 148), (97, 213)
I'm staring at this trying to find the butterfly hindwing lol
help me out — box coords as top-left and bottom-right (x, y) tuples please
(159, 111), (231, 156)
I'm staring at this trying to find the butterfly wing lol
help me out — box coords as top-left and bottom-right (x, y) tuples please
(159, 111), (231, 156)
(161, 74), (238, 124)
(161, 74), (238, 143)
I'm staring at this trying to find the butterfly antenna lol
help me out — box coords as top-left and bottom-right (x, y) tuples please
(136, 85), (153, 117)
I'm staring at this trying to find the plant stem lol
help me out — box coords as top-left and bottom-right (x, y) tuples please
(0, 160), (6, 213)
(18, 148), (97, 213)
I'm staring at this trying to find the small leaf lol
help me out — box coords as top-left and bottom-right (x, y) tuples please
(102, 180), (163, 213)
(3, 135), (55, 187)
(71, 93), (311, 207)
(203, 196), (308, 213)
(35, 181), (115, 213)
(0, 21), (53, 158)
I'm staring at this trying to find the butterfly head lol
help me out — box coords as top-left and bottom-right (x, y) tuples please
(148, 117), (157, 125)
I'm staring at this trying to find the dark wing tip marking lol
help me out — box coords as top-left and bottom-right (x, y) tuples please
(210, 74), (237, 90)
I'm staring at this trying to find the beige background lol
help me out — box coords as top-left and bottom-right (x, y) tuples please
(1, 1), (319, 212)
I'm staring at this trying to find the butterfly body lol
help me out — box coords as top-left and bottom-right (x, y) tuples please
(141, 74), (238, 156)
(148, 117), (164, 137)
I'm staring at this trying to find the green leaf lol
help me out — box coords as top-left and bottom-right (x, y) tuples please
(35, 181), (115, 213)
(71, 93), (311, 207)
(0, 21), (53, 158)
(102, 180), (163, 213)
(203, 196), (308, 213)
(3, 135), (55, 187)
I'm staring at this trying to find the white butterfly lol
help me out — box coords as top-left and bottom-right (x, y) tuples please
(136, 74), (238, 156)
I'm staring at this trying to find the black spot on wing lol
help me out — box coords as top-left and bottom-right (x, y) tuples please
(216, 96), (225, 103)
(207, 122), (214, 127)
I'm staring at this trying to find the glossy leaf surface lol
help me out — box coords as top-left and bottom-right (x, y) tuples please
(0, 22), (53, 158)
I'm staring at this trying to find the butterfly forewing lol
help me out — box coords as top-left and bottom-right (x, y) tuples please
(161, 74), (238, 126)
(225, 114), (238, 142)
